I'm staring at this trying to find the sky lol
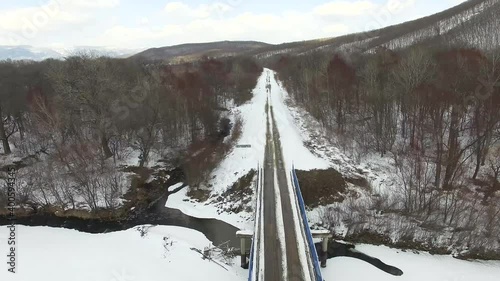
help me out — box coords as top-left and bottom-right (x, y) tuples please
(0, 0), (467, 50)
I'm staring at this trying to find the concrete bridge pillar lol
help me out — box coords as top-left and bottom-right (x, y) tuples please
(240, 237), (248, 269)
(311, 230), (332, 268)
(236, 230), (253, 269)
(321, 237), (329, 268)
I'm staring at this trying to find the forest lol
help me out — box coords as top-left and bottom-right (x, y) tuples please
(272, 33), (500, 256)
(0, 54), (262, 211)
(1, 0), (500, 258)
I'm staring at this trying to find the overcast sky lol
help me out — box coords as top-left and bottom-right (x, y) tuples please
(0, 0), (466, 49)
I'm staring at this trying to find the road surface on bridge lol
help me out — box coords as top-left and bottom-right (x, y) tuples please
(262, 71), (310, 281)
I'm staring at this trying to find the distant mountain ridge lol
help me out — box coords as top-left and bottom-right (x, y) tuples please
(0, 45), (144, 61)
(3, 0), (498, 62)
(131, 41), (271, 62)
(0, 46), (64, 61)
(133, 0), (499, 62)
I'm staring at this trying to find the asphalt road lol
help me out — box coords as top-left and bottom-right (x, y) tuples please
(262, 74), (308, 280)
(263, 99), (283, 281)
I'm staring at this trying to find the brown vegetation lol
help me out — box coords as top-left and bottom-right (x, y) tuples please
(296, 169), (347, 208)
(0, 53), (262, 213)
(274, 5), (500, 257)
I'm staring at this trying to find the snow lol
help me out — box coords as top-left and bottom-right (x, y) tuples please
(288, 167), (315, 281)
(256, 168), (265, 281)
(266, 69), (320, 279)
(166, 68), (332, 231)
(3, 68), (500, 281)
(0, 225), (247, 281)
(165, 69), (271, 229)
(235, 229), (253, 236)
(165, 183), (253, 229)
(322, 244), (500, 281)
(2, 225), (499, 281)
(207, 70), (269, 194)
(267, 69), (331, 171)
(273, 166), (288, 280)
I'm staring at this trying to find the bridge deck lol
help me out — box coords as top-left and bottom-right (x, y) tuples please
(261, 72), (311, 281)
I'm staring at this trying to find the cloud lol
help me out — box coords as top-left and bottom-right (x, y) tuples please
(313, 1), (378, 17)
(322, 24), (350, 35)
(0, 0), (119, 45)
(94, 24), (183, 47)
(92, 10), (350, 48)
(0, 1), (76, 31)
(0, 0), (425, 48)
(137, 17), (150, 26)
(59, 0), (120, 8)
(164, 2), (233, 19)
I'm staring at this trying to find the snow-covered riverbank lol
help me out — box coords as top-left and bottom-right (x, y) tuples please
(0, 225), (247, 281)
(325, 243), (500, 281)
(2, 225), (499, 281)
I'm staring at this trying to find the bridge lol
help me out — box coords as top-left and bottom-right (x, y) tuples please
(236, 71), (330, 281)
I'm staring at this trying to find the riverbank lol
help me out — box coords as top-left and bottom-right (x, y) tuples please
(0, 225), (247, 281)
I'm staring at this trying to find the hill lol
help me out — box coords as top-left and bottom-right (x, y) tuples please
(131, 40), (270, 62)
(132, 0), (499, 63)
(253, 0), (499, 58)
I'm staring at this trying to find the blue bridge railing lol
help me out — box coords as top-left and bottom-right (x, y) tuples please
(292, 166), (324, 281)
(248, 166), (263, 281)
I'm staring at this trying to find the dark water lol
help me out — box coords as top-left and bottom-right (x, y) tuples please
(159, 207), (241, 248)
(0, 164), (242, 248)
(0, 197), (241, 248)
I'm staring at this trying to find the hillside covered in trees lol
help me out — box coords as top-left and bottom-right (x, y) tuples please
(1, 0), (499, 261)
(0, 54), (261, 213)
(270, 0), (500, 259)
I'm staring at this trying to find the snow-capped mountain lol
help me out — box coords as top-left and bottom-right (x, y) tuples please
(0, 45), (144, 61)
(0, 46), (64, 61)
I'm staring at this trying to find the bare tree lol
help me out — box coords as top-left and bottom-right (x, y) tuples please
(48, 53), (127, 158)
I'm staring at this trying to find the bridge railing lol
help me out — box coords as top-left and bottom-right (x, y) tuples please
(248, 166), (264, 281)
(291, 166), (324, 281)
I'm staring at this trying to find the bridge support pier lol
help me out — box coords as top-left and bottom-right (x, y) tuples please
(311, 230), (332, 268)
(240, 237), (247, 269)
(236, 230), (253, 269)
(321, 237), (328, 268)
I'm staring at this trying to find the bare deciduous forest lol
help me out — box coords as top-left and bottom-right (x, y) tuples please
(1, 0), (500, 261)
(0, 54), (262, 211)
(271, 1), (500, 257)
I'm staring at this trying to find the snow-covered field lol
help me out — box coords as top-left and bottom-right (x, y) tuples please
(1, 225), (499, 281)
(324, 244), (500, 281)
(0, 225), (247, 281)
